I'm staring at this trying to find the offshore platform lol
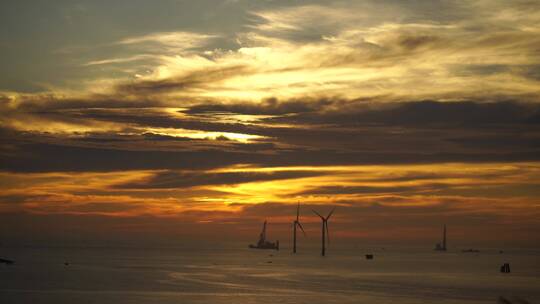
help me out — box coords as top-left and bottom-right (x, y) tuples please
(249, 220), (279, 250)
(434, 224), (447, 251)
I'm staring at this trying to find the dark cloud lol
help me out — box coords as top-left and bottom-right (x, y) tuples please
(0, 142), (252, 172)
(116, 65), (251, 95)
(2, 99), (540, 173)
(397, 34), (440, 50)
(296, 184), (452, 196)
(521, 64), (540, 81)
(2, 138), (540, 173)
(141, 133), (197, 142)
(450, 64), (540, 81)
(370, 170), (523, 183)
(64, 202), (141, 213)
(116, 170), (327, 189)
(448, 136), (540, 149)
(0, 194), (43, 204)
(186, 97), (335, 115)
(452, 64), (511, 77)
(182, 99), (540, 127)
(3, 94), (163, 112)
(296, 182), (540, 199)
(273, 100), (540, 125)
(430, 183), (540, 199)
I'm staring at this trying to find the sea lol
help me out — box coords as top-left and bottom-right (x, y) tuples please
(1, 243), (539, 304)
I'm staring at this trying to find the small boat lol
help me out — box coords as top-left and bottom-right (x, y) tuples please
(461, 248), (480, 253)
(249, 220), (279, 250)
(0, 258), (14, 265)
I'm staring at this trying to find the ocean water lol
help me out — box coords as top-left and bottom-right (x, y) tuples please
(1, 244), (539, 304)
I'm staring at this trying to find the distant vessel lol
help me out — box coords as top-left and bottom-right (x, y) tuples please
(462, 248), (480, 253)
(249, 220), (279, 250)
(434, 224), (447, 251)
(0, 258), (14, 265)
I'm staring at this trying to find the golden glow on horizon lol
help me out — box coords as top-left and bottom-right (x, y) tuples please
(2, 163), (539, 219)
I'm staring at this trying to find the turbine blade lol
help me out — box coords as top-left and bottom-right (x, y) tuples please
(297, 222), (306, 236)
(326, 206), (336, 220)
(312, 209), (324, 219)
(296, 203), (300, 221)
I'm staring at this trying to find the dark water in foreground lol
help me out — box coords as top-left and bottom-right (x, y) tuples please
(1, 244), (539, 304)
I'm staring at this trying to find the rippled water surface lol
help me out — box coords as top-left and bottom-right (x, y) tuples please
(1, 244), (539, 304)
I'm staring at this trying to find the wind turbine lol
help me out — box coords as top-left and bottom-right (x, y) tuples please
(292, 203), (306, 254)
(313, 207), (336, 256)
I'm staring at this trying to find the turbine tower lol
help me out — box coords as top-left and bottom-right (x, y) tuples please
(313, 207), (336, 256)
(293, 203), (306, 253)
(442, 224), (447, 250)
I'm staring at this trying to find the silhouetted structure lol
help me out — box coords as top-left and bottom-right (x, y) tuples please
(498, 296), (531, 304)
(365, 254), (374, 260)
(249, 220), (279, 250)
(462, 248), (480, 253)
(500, 263), (511, 273)
(292, 203), (306, 254)
(313, 207), (336, 256)
(0, 258), (14, 265)
(434, 224), (447, 251)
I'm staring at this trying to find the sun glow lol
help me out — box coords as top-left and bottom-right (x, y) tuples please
(141, 127), (267, 143)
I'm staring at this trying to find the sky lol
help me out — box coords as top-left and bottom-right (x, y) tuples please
(1, 0), (540, 247)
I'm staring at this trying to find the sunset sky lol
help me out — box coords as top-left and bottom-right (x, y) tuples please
(1, 0), (539, 247)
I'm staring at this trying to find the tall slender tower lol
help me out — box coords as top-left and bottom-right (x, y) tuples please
(313, 207), (336, 256)
(443, 224), (447, 250)
(293, 219), (297, 253)
(292, 203), (306, 253)
(258, 220), (267, 246)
